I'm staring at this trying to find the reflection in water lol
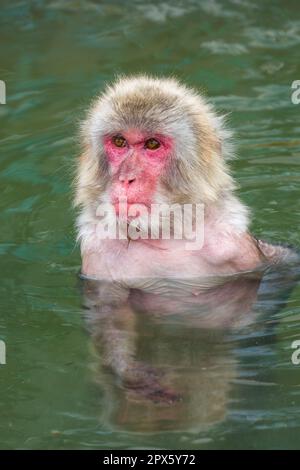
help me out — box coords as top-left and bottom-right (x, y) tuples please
(80, 260), (300, 432)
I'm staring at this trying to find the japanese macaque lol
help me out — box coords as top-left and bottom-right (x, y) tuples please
(75, 76), (299, 412)
(75, 75), (296, 283)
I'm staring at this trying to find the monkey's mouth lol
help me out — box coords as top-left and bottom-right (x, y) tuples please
(113, 200), (150, 219)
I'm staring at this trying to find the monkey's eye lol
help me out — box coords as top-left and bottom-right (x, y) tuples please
(112, 135), (127, 148)
(145, 138), (160, 150)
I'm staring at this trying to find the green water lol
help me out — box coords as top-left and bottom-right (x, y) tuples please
(1, 0), (300, 450)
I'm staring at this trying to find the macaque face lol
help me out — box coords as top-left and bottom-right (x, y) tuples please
(103, 129), (173, 214)
(77, 76), (236, 219)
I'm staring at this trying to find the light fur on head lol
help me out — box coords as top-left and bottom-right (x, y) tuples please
(74, 75), (249, 248)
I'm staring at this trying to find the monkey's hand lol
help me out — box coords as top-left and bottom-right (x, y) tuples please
(257, 239), (300, 265)
(123, 362), (182, 405)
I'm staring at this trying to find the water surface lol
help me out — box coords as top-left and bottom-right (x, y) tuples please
(0, 0), (300, 450)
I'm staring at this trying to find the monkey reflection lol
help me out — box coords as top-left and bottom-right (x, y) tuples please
(82, 278), (237, 431)
(80, 260), (300, 432)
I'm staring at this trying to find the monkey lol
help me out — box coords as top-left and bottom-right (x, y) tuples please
(75, 75), (297, 283)
(74, 75), (300, 408)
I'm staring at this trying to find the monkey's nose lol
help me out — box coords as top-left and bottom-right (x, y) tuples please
(119, 175), (136, 185)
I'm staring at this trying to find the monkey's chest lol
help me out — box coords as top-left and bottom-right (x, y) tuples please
(101, 240), (215, 281)
(82, 238), (260, 285)
(102, 242), (260, 319)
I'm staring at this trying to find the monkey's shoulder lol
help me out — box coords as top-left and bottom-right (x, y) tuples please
(201, 230), (263, 273)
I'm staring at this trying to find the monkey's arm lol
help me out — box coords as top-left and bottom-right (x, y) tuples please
(205, 229), (299, 275)
(256, 239), (299, 265)
(82, 279), (180, 403)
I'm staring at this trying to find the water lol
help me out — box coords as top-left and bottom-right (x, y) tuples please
(0, 0), (300, 450)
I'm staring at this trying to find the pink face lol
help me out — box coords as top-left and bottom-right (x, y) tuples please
(103, 129), (173, 214)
